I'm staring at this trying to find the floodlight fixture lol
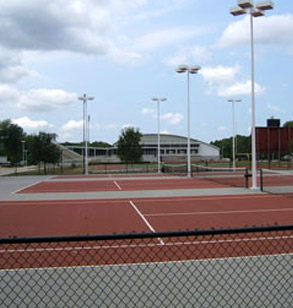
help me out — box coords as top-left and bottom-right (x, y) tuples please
(176, 65), (189, 73)
(78, 94), (94, 102)
(238, 0), (254, 9)
(230, 6), (247, 16)
(189, 65), (201, 74)
(256, 1), (274, 11)
(152, 97), (167, 102)
(251, 8), (264, 17)
(228, 99), (242, 103)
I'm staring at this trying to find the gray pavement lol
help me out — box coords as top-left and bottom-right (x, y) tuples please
(1, 254), (292, 307)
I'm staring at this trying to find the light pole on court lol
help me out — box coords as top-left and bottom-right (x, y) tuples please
(151, 97), (167, 173)
(228, 99), (242, 170)
(78, 94), (94, 175)
(230, 0), (274, 189)
(176, 65), (201, 178)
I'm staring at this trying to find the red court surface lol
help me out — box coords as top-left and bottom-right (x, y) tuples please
(1, 194), (293, 238)
(261, 175), (293, 186)
(2, 173), (293, 270)
(16, 177), (240, 194)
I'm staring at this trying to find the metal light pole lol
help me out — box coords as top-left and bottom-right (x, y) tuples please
(152, 97), (167, 173)
(228, 99), (242, 170)
(21, 140), (26, 166)
(78, 94), (94, 175)
(230, 0), (274, 189)
(176, 65), (201, 177)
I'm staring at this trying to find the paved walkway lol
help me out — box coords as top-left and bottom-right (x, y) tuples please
(0, 166), (37, 176)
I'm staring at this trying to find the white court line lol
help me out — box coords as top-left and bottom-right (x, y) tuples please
(2, 235), (292, 255)
(129, 200), (165, 245)
(144, 207), (293, 217)
(113, 181), (122, 190)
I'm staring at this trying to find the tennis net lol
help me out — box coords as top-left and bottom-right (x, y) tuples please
(192, 164), (249, 188)
(163, 163), (187, 175)
(260, 168), (293, 197)
(163, 163), (250, 188)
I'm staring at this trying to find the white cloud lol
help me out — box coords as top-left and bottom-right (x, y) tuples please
(201, 65), (265, 97)
(0, 66), (39, 84)
(267, 104), (285, 114)
(164, 45), (212, 67)
(17, 89), (77, 112)
(122, 124), (135, 129)
(218, 14), (293, 50)
(161, 113), (184, 125)
(217, 81), (265, 97)
(135, 27), (205, 52)
(108, 46), (143, 66)
(142, 108), (183, 125)
(0, 84), (19, 102)
(12, 116), (54, 132)
(127, 0), (190, 21)
(61, 120), (83, 131)
(141, 108), (156, 116)
(201, 65), (241, 85)
(0, 47), (39, 84)
(0, 1), (112, 54)
(0, 1), (193, 59)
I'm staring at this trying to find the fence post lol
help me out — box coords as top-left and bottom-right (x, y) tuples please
(260, 168), (263, 191)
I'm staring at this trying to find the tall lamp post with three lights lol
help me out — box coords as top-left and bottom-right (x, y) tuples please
(78, 93), (94, 175)
(176, 65), (201, 178)
(230, 0), (274, 189)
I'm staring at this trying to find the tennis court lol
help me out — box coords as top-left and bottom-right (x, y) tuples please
(260, 168), (293, 197)
(1, 171), (293, 238)
(1, 172), (293, 307)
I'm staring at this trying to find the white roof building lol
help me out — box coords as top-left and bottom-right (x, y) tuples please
(139, 134), (220, 163)
(66, 133), (220, 163)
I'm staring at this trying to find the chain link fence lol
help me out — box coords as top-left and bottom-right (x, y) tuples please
(1, 225), (292, 307)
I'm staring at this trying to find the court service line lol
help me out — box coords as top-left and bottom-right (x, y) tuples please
(113, 181), (122, 190)
(129, 200), (165, 245)
(144, 207), (293, 217)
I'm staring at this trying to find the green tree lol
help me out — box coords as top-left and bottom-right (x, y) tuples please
(283, 121), (293, 128)
(90, 141), (111, 148)
(117, 127), (143, 164)
(27, 132), (61, 173)
(0, 119), (25, 165)
(211, 137), (232, 159)
(210, 135), (250, 160)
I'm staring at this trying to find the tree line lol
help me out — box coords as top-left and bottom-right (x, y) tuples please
(0, 119), (61, 172)
(0, 120), (144, 169)
(1, 118), (292, 170)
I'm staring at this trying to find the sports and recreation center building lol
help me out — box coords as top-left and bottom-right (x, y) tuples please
(65, 134), (220, 164)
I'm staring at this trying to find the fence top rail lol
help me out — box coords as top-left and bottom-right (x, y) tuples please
(1, 224), (293, 245)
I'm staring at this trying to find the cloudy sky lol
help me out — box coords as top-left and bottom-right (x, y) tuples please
(1, 0), (293, 144)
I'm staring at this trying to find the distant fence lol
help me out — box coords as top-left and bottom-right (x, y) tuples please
(1, 225), (292, 307)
